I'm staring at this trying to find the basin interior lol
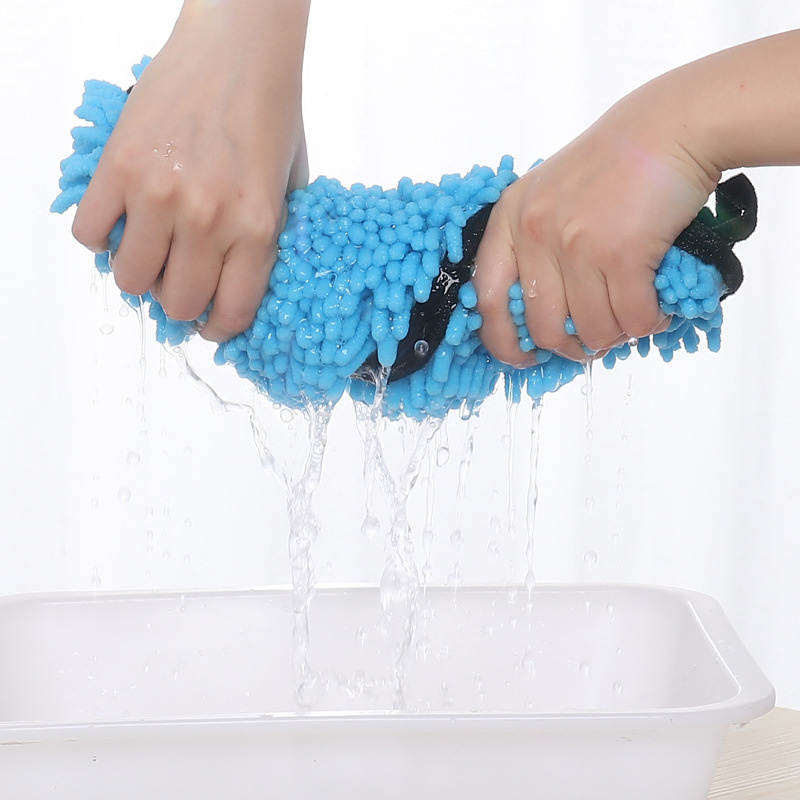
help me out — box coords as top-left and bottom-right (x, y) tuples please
(0, 585), (739, 724)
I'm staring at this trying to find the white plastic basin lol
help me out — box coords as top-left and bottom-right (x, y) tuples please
(0, 584), (774, 799)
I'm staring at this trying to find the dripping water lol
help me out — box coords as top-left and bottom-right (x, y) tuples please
(524, 399), (543, 602)
(355, 385), (441, 709)
(288, 402), (334, 708)
(421, 436), (437, 590)
(505, 389), (520, 541)
(169, 345), (283, 482)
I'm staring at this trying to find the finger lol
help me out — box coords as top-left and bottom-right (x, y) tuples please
(653, 313), (672, 334)
(606, 265), (669, 339)
(561, 267), (626, 354)
(71, 167), (126, 254)
(156, 231), (226, 322)
(200, 237), (277, 342)
(473, 212), (535, 368)
(110, 200), (174, 297)
(514, 237), (586, 362)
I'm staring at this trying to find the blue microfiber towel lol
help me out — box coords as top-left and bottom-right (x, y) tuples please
(52, 60), (755, 418)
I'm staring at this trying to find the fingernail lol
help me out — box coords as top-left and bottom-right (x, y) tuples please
(514, 352), (538, 369)
(652, 313), (672, 334)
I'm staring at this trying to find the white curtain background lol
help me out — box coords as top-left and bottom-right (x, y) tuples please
(2, 0), (800, 708)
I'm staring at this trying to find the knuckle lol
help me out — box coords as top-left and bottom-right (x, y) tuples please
(519, 204), (548, 245)
(71, 214), (95, 248)
(476, 289), (508, 319)
(181, 189), (225, 233)
(238, 198), (283, 247)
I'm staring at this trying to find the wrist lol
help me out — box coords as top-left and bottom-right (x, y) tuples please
(604, 74), (722, 200)
(175, 0), (310, 65)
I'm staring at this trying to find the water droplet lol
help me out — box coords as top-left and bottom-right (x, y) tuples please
(183, 445), (193, 457)
(580, 660), (591, 678)
(99, 322), (114, 336)
(125, 451), (141, 468)
(90, 567), (101, 591)
(118, 303), (130, 318)
(449, 528), (463, 547)
(280, 407), (295, 424)
(416, 635), (431, 660)
(183, 517), (193, 530)
(117, 487), (131, 505)
(584, 496), (595, 514)
(352, 669), (366, 695)
(583, 550), (598, 567)
(413, 339), (429, 357)
(89, 496), (99, 510)
(611, 532), (621, 546)
(421, 562), (433, 584)
(487, 539), (501, 556)
(521, 650), (536, 674)
(436, 445), (450, 467)
(446, 561), (463, 588)
(297, 675), (323, 709)
(422, 525), (435, 551)
(440, 681), (453, 708)
(524, 567), (536, 596)
(526, 279), (538, 299)
(380, 559), (419, 620)
(361, 515), (380, 539)
(613, 681), (624, 695)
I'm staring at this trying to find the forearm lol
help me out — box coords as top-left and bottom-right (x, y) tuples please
(616, 30), (800, 178)
(175, 0), (311, 80)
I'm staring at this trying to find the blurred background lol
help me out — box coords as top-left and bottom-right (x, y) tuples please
(2, 0), (799, 707)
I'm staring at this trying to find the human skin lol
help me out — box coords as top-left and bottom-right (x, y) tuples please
(72, 0), (311, 343)
(473, 29), (800, 366)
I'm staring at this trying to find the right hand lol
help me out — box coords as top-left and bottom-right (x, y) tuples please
(473, 87), (718, 365)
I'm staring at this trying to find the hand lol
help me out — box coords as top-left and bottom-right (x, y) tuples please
(473, 91), (718, 365)
(71, 0), (310, 342)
